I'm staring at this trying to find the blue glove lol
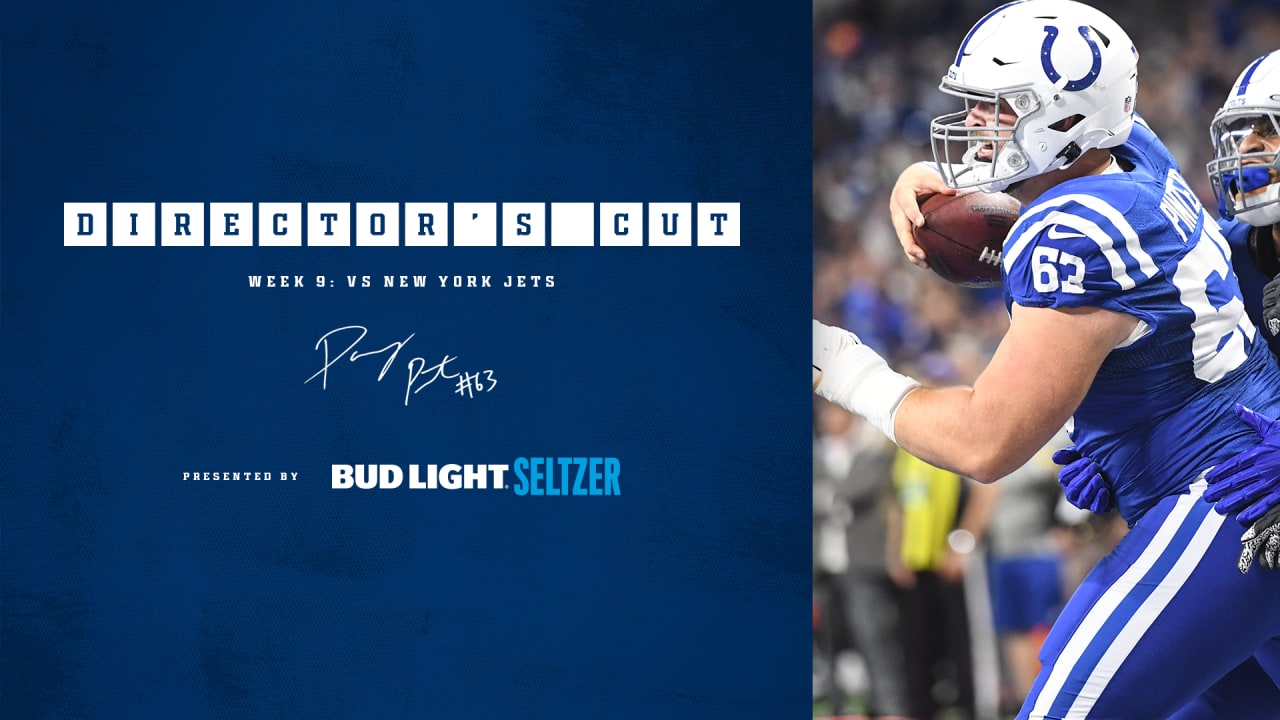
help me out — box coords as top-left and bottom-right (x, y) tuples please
(1204, 404), (1280, 525)
(1053, 447), (1114, 514)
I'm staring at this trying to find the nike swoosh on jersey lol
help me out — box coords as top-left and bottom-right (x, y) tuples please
(1046, 224), (1089, 240)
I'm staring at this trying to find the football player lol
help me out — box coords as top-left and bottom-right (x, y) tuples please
(815, 2), (1280, 718)
(1198, 52), (1280, 574)
(1056, 52), (1280, 575)
(1209, 51), (1280, 348)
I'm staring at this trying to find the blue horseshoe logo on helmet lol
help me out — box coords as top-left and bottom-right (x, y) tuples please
(1041, 26), (1102, 91)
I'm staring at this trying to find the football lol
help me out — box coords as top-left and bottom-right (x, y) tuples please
(916, 190), (1022, 287)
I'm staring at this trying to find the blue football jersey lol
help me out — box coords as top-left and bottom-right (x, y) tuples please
(1001, 120), (1280, 523)
(1222, 217), (1280, 360)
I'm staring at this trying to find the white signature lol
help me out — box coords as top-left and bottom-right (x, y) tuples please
(304, 325), (496, 405)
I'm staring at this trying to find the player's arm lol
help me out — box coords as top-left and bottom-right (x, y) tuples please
(1265, 275), (1279, 336)
(1248, 224), (1280, 277)
(889, 162), (956, 268)
(1252, 225), (1280, 335)
(895, 303), (1133, 481)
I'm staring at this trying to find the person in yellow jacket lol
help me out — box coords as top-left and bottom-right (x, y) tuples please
(887, 448), (996, 720)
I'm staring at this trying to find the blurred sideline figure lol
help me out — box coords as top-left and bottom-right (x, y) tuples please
(983, 433), (1070, 713)
(885, 425), (996, 720)
(813, 404), (914, 719)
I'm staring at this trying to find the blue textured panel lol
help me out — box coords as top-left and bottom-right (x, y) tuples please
(1, 1), (811, 718)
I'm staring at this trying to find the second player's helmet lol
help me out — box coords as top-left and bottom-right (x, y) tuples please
(1207, 51), (1280, 226)
(930, 0), (1139, 192)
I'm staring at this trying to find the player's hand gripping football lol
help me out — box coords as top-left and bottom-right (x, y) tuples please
(889, 162), (954, 268)
(1203, 404), (1280, 573)
(1053, 447), (1115, 514)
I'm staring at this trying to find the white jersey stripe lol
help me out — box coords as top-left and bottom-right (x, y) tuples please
(1004, 193), (1159, 287)
(1064, 481), (1223, 719)
(1072, 194), (1160, 278)
(1028, 485), (1205, 720)
(1004, 209), (1137, 290)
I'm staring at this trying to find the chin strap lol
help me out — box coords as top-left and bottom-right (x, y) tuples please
(1226, 169), (1280, 225)
(1055, 141), (1083, 166)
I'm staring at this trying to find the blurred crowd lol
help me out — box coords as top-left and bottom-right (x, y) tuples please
(811, 0), (1280, 717)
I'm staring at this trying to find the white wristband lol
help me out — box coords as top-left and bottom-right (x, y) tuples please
(813, 320), (920, 443)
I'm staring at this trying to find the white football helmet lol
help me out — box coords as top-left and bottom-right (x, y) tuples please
(930, 0), (1139, 192)
(1207, 51), (1280, 226)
